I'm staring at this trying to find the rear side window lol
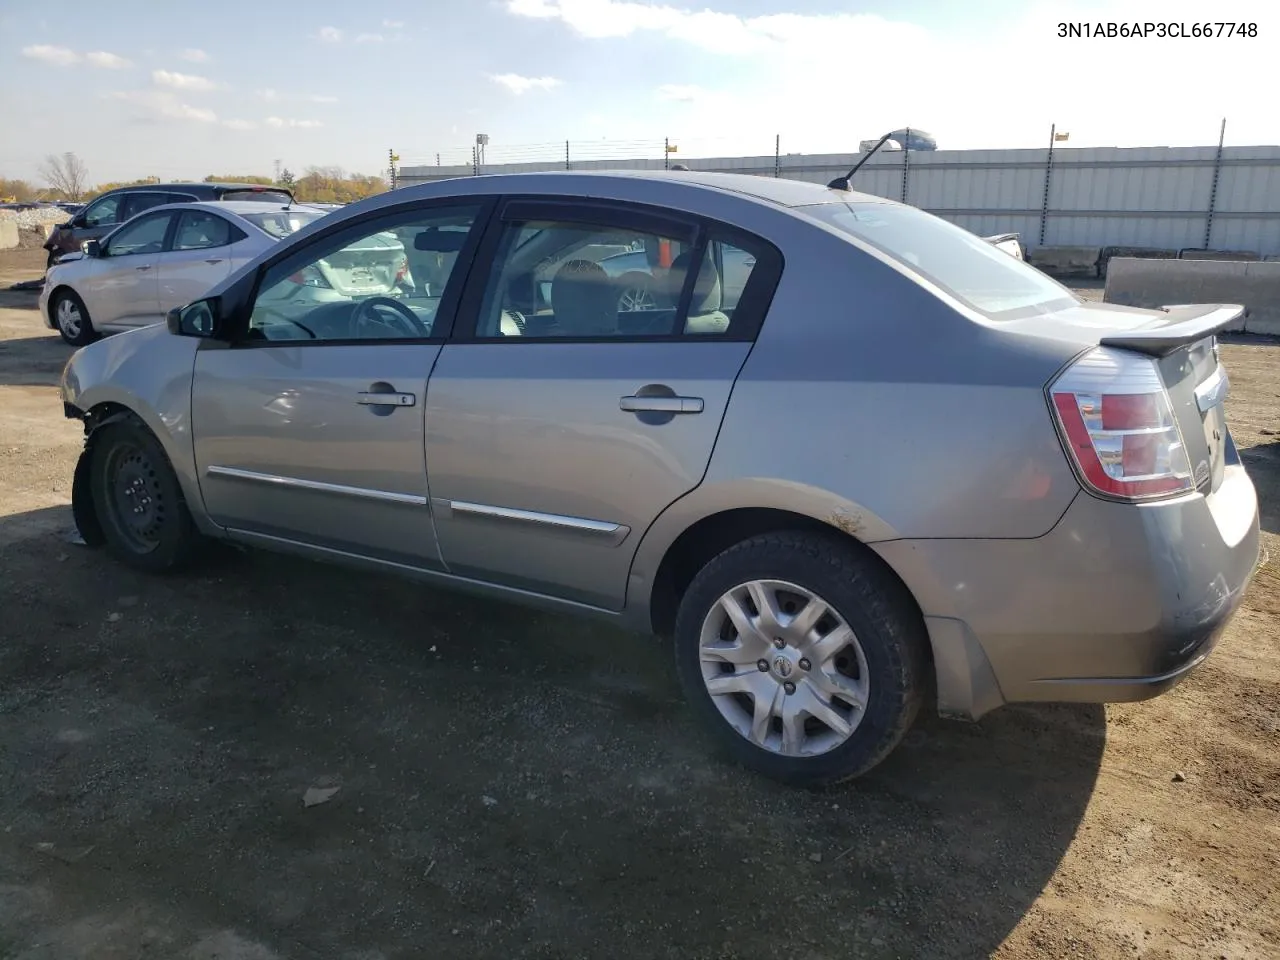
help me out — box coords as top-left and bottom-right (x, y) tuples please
(173, 211), (239, 250)
(221, 189), (294, 204)
(122, 192), (172, 219)
(470, 203), (780, 341)
(801, 201), (1076, 319)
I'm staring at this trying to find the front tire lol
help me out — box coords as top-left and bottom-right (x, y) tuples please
(673, 532), (929, 787)
(89, 417), (204, 573)
(52, 289), (96, 346)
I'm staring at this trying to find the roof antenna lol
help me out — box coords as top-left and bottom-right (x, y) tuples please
(827, 132), (893, 191)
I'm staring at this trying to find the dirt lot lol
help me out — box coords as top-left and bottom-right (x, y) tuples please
(1, 246), (1277, 959)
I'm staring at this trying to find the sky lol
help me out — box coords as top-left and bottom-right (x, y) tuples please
(0, 0), (1276, 186)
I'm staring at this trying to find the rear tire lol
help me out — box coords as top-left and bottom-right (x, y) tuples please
(673, 531), (929, 787)
(52, 289), (96, 346)
(89, 417), (205, 573)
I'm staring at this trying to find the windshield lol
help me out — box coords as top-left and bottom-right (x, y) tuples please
(800, 201), (1077, 318)
(243, 209), (325, 239)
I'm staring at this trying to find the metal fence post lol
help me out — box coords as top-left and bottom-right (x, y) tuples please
(388, 148), (397, 190)
(472, 145), (479, 176)
(901, 127), (911, 203)
(1039, 123), (1056, 247)
(1203, 118), (1227, 250)
(774, 134), (781, 178)
(664, 137), (670, 170)
(565, 140), (571, 170)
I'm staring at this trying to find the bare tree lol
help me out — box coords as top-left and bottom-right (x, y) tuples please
(39, 152), (90, 201)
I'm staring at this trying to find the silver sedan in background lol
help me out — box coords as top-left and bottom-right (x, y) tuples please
(40, 201), (330, 345)
(56, 171), (1260, 786)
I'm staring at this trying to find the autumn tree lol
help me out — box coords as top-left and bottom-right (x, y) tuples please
(39, 152), (90, 201)
(0, 178), (37, 202)
(202, 174), (275, 185)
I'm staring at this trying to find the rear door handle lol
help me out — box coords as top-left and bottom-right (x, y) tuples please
(205, 258), (224, 265)
(358, 391), (416, 407)
(620, 395), (704, 414)
(135, 264), (151, 271)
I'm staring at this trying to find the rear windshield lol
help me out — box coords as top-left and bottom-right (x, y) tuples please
(800, 201), (1077, 318)
(242, 209), (325, 238)
(221, 189), (295, 204)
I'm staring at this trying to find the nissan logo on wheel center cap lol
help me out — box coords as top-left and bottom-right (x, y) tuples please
(773, 656), (793, 678)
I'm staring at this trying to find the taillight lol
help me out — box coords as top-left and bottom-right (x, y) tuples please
(1049, 346), (1193, 501)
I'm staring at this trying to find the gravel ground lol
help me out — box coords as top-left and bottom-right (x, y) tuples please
(0, 246), (1277, 959)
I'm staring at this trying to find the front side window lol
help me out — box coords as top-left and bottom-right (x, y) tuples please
(82, 194), (121, 227)
(800, 201), (1077, 318)
(105, 213), (172, 256)
(247, 204), (483, 343)
(173, 211), (234, 251)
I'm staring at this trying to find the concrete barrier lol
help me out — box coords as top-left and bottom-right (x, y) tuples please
(1098, 246), (1178, 278)
(0, 220), (17, 250)
(1104, 257), (1280, 336)
(1178, 248), (1260, 261)
(1028, 245), (1101, 278)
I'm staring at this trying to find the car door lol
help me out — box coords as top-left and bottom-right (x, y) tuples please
(423, 197), (782, 609)
(190, 199), (492, 569)
(156, 209), (243, 314)
(86, 210), (174, 327)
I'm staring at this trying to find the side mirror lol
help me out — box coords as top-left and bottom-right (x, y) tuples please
(82, 239), (102, 258)
(167, 297), (223, 339)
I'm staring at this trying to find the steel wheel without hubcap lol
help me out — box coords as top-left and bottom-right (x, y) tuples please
(56, 296), (84, 341)
(698, 579), (870, 757)
(101, 442), (167, 555)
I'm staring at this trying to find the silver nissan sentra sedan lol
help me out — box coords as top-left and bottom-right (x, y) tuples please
(57, 170), (1261, 786)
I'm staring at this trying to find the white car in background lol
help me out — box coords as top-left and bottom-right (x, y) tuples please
(40, 201), (329, 345)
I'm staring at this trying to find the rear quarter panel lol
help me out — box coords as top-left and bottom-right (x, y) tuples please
(714, 217), (1085, 539)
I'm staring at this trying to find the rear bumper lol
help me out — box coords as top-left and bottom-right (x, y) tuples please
(877, 461), (1261, 719)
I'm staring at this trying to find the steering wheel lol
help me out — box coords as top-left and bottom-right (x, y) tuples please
(348, 296), (429, 339)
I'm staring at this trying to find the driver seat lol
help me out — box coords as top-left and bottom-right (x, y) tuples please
(551, 259), (618, 337)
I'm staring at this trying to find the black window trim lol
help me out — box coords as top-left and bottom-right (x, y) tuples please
(223, 195), (499, 349)
(102, 209), (179, 257)
(449, 193), (784, 346)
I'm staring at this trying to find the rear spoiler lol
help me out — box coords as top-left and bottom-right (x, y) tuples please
(1099, 303), (1244, 357)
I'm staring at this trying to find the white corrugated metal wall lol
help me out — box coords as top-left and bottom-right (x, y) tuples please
(397, 145), (1280, 255)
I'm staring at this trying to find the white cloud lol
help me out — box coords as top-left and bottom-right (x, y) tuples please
(355, 33), (385, 42)
(309, 94), (339, 103)
(382, 19), (404, 28)
(265, 117), (323, 129)
(656, 84), (704, 103)
(86, 51), (132, 69)
(489, 73), (563, 94)
(111, 90), (217, 123)
(21, 44), (79, 65)
(222, 118), (257, 130)
(152, 69), (218, 92)
(316, 26), (342, 42)
(508, 0), (1279, 153)
(180, 48), (210, 63)
(255, 88), (279, 101)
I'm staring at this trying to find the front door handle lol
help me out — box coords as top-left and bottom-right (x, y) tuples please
(620, 395), (704, 414)
(205, 258), (224, 265)
(358, 391), (416, 407)
(135, 264), (152, 271)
